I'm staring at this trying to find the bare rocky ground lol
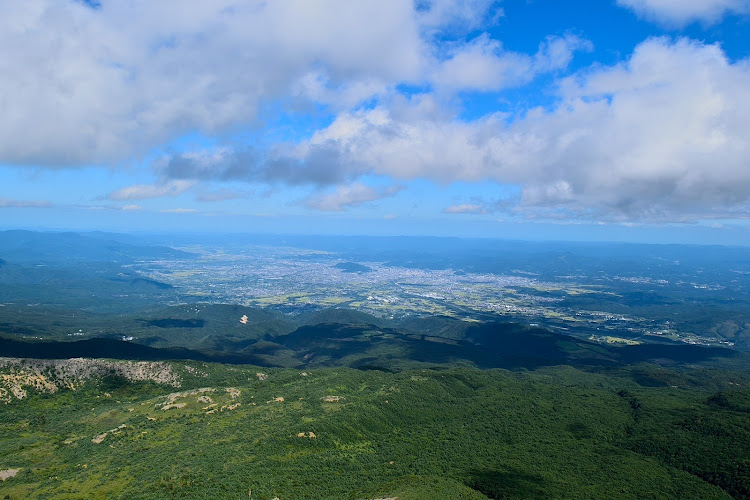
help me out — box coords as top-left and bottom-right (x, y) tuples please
(0, 468), (20, 481)
(0, 357), (181, 402)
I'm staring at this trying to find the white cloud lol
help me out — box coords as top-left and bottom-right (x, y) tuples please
(0, 1), (589, 169)
(304, 183), (404, 211)
(106, 180), (195, 201)
(507, 37), (750, 220)
(533, 35), (594, 73)
(417, 0), (501, 33)
(433, 34), (591, 92)
(293, 38), (750, 222)
(0, 0), (426, 166)
(617, 0), (750, 25)
(5, 2), (745, 226)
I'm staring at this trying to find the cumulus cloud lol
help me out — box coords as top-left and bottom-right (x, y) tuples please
(617, 0), (750, 25)
(0, 0), (426, 166)
(304, 183), (404, 211)
(433, 34), (592, 92)
(106, 180), (195, 201)
(4, 2), (745, 226)
(509, 37), (750, 220)
(289, 38), (750, 222)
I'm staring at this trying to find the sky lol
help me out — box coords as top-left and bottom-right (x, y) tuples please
(1, 0), (750, 244)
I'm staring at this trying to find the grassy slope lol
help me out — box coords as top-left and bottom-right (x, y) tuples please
(0, 361), (745, 499)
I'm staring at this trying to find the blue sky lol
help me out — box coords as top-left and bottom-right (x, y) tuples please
(1, 0), (750, 244)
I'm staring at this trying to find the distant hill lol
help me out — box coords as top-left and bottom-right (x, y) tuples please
(397, 315), (475, 340)
(0, 230), (193, 264)
(135, 304), (299, 354)
(1, 301), (745, 372)
(0, 336), (213, 362)
(0, 261), (178, 313)
(299, 308), (387, 327)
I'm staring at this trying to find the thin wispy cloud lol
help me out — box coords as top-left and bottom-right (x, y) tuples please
(444, 204), (487, 215)
(304, 184), (405, 212)
(159, 208), (197, 214)
(0, 198), (54, 208)
(107, 180), (195, 201)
